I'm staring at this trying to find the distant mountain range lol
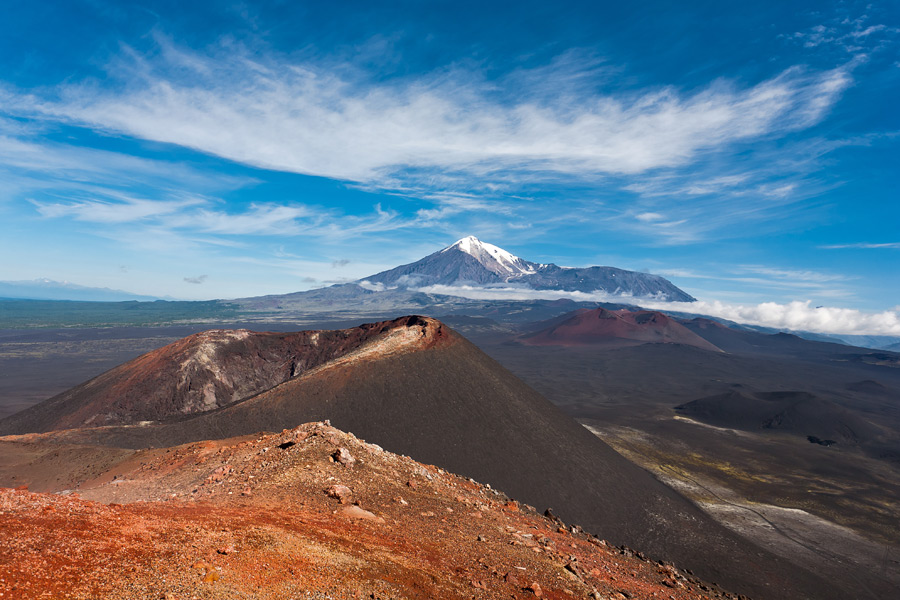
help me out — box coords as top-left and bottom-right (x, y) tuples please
(0, 279), (162, 302)
(362, 236), (695, 302)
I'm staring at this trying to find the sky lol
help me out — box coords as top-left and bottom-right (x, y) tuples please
(0, 1), (898, 334)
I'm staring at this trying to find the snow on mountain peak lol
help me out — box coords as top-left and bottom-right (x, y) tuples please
(443, 236), (535, 276)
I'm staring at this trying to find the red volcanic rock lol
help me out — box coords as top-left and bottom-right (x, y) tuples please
(0, 422), (736, 600)
(332, 447), (356, 465)
(340, 504), (385, 522)
(325, 484), (353, 503)
(521, 308), (722, 351)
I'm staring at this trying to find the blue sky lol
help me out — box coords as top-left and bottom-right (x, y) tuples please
(1, 1), (898, 333)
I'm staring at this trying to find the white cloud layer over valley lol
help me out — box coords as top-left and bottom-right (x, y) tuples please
(415, 284), (900, 336)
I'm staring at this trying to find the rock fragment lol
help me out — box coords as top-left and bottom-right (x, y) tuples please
(340, 505), (384, 523)
(324, 484), (352, 503)
(332, 447), (356, 465)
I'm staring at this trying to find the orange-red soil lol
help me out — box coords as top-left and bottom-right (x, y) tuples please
(0, 422), (738, 600)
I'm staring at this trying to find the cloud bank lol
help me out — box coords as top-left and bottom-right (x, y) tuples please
(645, 299), (900, 336)
(416, 284), (900, 335)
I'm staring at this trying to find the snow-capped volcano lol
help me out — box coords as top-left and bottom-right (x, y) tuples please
(361, 236), (695, 302)
(442, 236), (537, 277)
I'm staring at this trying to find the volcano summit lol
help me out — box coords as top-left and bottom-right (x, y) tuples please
(362, 236), (695, 301)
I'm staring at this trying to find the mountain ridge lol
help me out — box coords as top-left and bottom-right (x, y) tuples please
(0, 279), (164, 302)
(362, 236), (696, 302)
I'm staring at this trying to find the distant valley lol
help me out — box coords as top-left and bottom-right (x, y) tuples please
(4, 314), (885, 600)
(1, 239), (899, 600)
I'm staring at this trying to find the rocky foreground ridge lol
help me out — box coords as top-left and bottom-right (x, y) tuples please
(0, 422), (740, 600)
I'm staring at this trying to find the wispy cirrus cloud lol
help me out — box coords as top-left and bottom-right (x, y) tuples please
(3, 37), (853, 188)
(191, 204), (322, 235)
(31, 195), (204, 223)
(737, 265), (849, 283)
(617, 135), (845, 244)
(656, 264), (855, 301)
(30, 194), (415, 246)
(820, 242), (900, 249)
(635, 212), (665, 222)
(786, 13), (899, 54)
(0, 117), (253, 194)
(0, 35), (868, 250)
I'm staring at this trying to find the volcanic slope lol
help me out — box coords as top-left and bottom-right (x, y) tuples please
(0, 318), (439, 433)
(675, 390), (883, 445)
(1, 317), (838, 600)
(679, 317), (889, 360)
(1, 422), (736, 600)
(521, 308), (722, 352)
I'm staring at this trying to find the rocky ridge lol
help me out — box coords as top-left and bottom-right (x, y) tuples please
(0, 316), (447, 433)
(0, 421), (740, 600)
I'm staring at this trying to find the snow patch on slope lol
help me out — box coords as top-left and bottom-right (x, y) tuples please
(443, 236), (536, 276)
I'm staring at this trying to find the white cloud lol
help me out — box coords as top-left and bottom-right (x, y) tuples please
(659, 264), (854, 300)
(414, 192), (506, 222)
(635, 212), (664, 222)
(0, 118), (252, 193)
(418, 283), (623, 303)
(30, 189), (418, 246)
(644, 299), (900, 336)
(412, 284), (900, 335)
(737, 265), (848, 283)
(4, 40), (852, 187)
(358, 280), (389, 292)
(787, 16), (898, 53)
(31, 196), (203, 223)
(191, 204), (321, 235)
(654, 268), (715, 279)
(681, 174), (751, 195)
(821, 242), (900, 249)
